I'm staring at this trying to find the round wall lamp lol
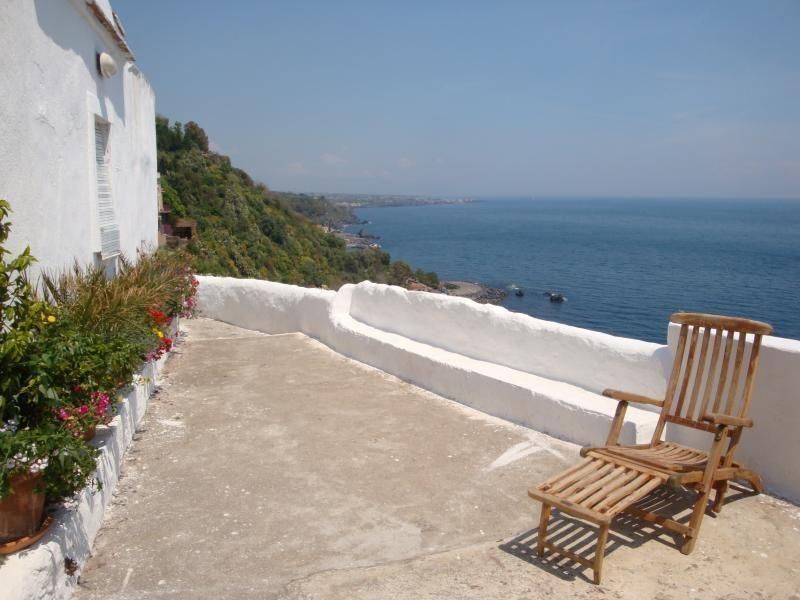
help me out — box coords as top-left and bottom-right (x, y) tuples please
(96, 52), (118, 78)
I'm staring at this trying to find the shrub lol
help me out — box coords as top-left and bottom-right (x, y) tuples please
(0, 200), (99, 500)
(41, 263), (158, 339)
(0, 200), (196, 503)
(0, 423), (99, 501)
(20, 317), (146, 422)
(415, 270), (439, 288)
(0, 201), (49, 419)
(116, 250), (198, 318)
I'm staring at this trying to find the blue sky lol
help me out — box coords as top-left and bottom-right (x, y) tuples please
(117, 1), (800, 198)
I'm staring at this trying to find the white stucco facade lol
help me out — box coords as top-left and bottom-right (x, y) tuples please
(0, 0), (157, 276)
(196, 276), (800, 504)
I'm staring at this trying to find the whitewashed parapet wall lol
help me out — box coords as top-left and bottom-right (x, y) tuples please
(197, 276), (800, 504)
(348, 282), (671, 398)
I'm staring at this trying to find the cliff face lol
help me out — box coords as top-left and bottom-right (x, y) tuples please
(156, 116), (435, 288)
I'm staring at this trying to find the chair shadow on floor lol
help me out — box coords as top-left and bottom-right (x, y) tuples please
(499, 482), (757, 583)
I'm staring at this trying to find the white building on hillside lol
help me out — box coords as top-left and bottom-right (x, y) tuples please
(0, 0), (157, 276)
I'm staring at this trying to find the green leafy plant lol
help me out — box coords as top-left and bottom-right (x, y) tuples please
(20, 319), (143, 419)
(0, 201), (98, 501)
(1, 201), (195, 504)
(0, 200), (49, 420)
(0, 424), (99, 500)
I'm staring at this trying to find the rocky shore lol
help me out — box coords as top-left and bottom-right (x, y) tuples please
(442, 280), (508, 304)
(336, 230), (381, 249)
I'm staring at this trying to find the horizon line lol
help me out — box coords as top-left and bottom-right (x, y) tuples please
(276, 191), (800, 202)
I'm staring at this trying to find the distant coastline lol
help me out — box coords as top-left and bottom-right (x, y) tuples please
(324, 192), (474, 209)
(331, 199), (505, 302)
(326, 194), (471, 248)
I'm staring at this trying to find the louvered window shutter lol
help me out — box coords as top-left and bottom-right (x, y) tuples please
(95, 121), (120, 258)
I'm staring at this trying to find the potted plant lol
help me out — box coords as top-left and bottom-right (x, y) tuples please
(0, 425), (47, 545)
(0, 200), (195, 553)
(0, 201), (99, 551)
(0, 424), (97, 549)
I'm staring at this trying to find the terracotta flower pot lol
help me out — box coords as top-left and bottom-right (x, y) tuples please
(0, 472), (46, 544)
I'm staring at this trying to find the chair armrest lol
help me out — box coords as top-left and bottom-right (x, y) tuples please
(602, 389), (664, 408)
(702, 413), (754, 428)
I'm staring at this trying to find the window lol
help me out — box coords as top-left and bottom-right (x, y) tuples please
(94, 119), (120, 259)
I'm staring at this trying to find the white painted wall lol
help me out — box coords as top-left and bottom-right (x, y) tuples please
(196, 276), (800, 504)
(349, 281), (669, 398)
(0, 0), (157, 277)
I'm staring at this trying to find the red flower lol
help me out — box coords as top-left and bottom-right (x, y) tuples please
(147, 307), (171, 325)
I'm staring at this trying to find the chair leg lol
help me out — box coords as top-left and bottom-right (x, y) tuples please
(681, 488), (712, 555)
(712, 481), (728, 513)
(536, 503), (552, 557)
(737, 468), (764, 494)
(593, 523), (609, 585)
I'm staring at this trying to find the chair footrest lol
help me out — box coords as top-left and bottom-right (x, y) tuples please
(528, 454), (669, 523)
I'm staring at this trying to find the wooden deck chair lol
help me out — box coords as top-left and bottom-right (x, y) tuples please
(528, 312), (772, 584)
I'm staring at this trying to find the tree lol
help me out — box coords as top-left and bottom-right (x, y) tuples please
(183, 121), (209, 152)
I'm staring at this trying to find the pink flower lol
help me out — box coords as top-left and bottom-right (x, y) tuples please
(92, 392), (111, 416)
(92, 391), (109, 403)
(57, 408), (71, 421)
(78, 404), (89, 415)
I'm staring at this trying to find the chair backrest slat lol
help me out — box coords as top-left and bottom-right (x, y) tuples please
(697, 327), (723, 420)
(653, 323), (689, 441)
(673, 325), (700, 418)
(685, 326), (712, 421)
(712, 330), (735, 413)
(724, 334), (748, 415)
(652, 313), (772, 445)
(738, 335), (763, 418)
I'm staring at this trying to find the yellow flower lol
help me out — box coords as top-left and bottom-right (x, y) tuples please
(152, 327), (164, 338)
(47, 315), (56, 323)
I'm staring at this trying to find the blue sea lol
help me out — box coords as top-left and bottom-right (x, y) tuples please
(348, 198), (800, 343)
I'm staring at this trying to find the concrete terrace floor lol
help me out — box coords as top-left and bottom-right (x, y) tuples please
(76, 318), (800, 600)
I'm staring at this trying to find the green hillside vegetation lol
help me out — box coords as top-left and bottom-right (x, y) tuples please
(156, 117), (437, 288)
(281, 193), (357, 229)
